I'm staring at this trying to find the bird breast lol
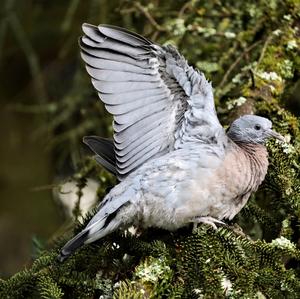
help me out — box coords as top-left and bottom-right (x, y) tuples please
(173, 141), (269, 223)
(210, 141), (269, 220)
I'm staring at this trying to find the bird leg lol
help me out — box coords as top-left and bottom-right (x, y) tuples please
(192, 216), (227, 231)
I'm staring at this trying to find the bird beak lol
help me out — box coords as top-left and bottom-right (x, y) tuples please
(268, 129), (285, 142)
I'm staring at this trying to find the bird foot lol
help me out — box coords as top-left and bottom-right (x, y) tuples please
(192, 216), (227, 231)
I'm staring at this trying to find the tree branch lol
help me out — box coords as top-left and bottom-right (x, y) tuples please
(133, 2), (166, 32)
(218, 40), (262, 89)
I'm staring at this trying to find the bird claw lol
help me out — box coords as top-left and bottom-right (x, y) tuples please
(192, 216), (227, 232)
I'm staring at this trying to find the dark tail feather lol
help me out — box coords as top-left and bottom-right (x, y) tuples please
(83, 136), (117, 175)
(58, 230), (89, 262)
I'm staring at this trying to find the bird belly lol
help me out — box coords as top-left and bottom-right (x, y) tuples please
(137, 168), (218, 230)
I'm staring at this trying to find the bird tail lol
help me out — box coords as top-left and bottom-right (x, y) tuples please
(58, 198), (131, 262)
(58, 229), (90, 262)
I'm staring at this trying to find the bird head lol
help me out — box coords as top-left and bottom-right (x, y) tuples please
(227, 115), (284, 144)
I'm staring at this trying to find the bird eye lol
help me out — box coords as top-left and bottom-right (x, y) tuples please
(254, 124), (261, 130)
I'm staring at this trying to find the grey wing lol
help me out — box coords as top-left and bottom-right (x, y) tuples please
(80, 23), (226, 180)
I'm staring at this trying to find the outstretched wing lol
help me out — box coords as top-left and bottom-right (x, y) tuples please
(80, 24), (225, 180)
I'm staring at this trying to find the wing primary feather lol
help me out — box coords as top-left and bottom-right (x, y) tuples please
(82, 23), (106, 43)
(80, 46), (151, 66)
(81, 52), (157, 74)
(86, 66), (160, 82)
(81, 36), (151, 57)
(99, 88), (168, 105)
(80, 38), (150, 61)
(92, 80), (162, 94)
(99, 24), (152, 45)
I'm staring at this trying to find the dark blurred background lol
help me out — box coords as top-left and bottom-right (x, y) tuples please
(1, 0), (299, 277)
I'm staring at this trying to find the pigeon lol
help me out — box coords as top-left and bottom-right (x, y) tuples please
(58, 23), (284, 261)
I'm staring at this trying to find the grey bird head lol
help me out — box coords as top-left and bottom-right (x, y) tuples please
(227, 115), (284, 144)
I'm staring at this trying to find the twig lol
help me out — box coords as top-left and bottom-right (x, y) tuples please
(218, 40), (262, 88)
(151, 30), (159, 41)
(255, 35), (273, 70)
(218, 41), (239, 70)
(179, 1), (192, 18)
(200, 13), (235, 18)
(31, 183), (62, 192)
(119, 7), (136, 14)
(133, 2), (166, 32)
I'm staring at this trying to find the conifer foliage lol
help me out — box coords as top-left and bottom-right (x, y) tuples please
(1, 0), (300, 298)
